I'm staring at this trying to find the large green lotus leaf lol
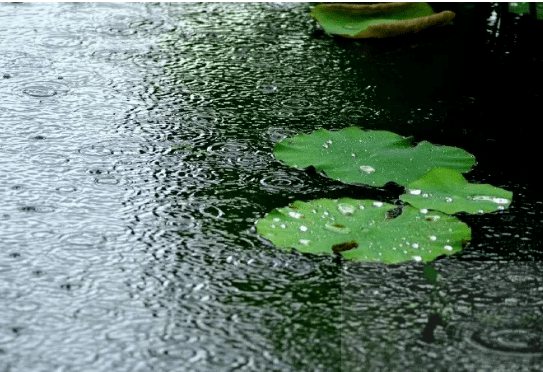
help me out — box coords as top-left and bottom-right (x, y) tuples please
(400, 167), (513, 214)
(310, 3), (455, 38)
(273, 127), (476, 187)
(256, 198), (470, 264)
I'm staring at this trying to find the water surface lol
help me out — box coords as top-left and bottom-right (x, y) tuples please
(1, 3), (543, 371)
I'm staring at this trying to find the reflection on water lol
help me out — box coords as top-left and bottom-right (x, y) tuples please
(1, 2), (543, 372)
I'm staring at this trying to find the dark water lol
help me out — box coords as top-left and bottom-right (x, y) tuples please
(1, 2), (543, 371)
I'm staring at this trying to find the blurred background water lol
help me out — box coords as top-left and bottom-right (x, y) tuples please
(1, 2), (543, 371)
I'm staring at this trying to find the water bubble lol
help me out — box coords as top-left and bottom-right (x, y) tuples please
(445, 197), (453, 203)
(444, 245), (453, 251)
(338, 203), (355, 216)
(409, 189), (422, 195)
(360, 165), (375, 174)
(324, 223), (351, 234)
(289, 211), (302, 219)
(299, 239), (310, 246)
(299, 226), (308, 232)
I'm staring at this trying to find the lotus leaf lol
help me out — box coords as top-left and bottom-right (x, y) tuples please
(273, 127), (475, 187)
(400, 167), (513, 214)
(256, 198), (470, 264)
(310, 3), (455, 38)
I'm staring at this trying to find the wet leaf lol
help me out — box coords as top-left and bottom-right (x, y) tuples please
(310, 3), (455, 38)
(256, 198), (470, 264)
(273, 127), (475, 187)
(401, 167), (513, 214)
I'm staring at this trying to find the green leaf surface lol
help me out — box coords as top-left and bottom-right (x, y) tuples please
(400, 167), (513, 214)
(256, 198), (470, 264)
(310, 3), (454, 38)
(273, 127), (476, 187)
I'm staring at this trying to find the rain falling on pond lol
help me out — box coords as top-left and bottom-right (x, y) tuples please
(1, 2), (543, 372)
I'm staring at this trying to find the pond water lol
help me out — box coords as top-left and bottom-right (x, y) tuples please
(1, 3), (543, 372)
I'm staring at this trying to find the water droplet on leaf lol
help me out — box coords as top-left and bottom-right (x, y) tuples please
(338, 203), (356, 215)
(409, 189), (422, 195)
(324, 223), (351, 234)
(360, 165), (375, 174)
(289, 211), (302, 219)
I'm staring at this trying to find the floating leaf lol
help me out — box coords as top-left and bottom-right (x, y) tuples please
(274, 127), (475, 187)
(310, 3), (455, 38)
(256, 198), (470, 264)
(400, 167), (513, 214)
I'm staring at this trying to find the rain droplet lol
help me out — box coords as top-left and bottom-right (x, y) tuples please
(299, 239), (310, 246)
(444, 245), (453, 251)
(420, 209), (428, 214)
(445, 197), (453, 203)
(351, 153), (356, 157)
(324, 223), (351, 234)
(373, 202), (383, 207)
(273, 218), (280, 222)
(429, 236), (437, 241)
(412, 243), (419, 248)
(470, 196), (510, 204)
(338, 203), (356, 215)
(409, 189), (422, 195)
(270, 224), (275, 228)
(280, 224), (286, 228)
(323, 211), (329, 216)
(360, 165), (375, 174)
(422, 193), (430, 198)
(289, 211), (302, 219)
(323, 143), (329, 149)
(412, 256), (422, 262)
(359, 205), (365, 210)
(327, 140), (332, 145)
(311, 209), (317, 213)
(300, 226), (308, 232)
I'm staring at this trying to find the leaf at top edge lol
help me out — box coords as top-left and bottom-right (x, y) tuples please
(273, 127), (476, 188)
(256, 198), (470, 264)
(400, 167), (513, 215)
(310, 3), (455, 38)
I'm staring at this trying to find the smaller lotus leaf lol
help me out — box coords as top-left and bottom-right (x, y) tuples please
(256, 198), (470, 264)
(400, 167), (513, 214)
(310, 3), (455, 38)
(273, 127), (476, 187)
